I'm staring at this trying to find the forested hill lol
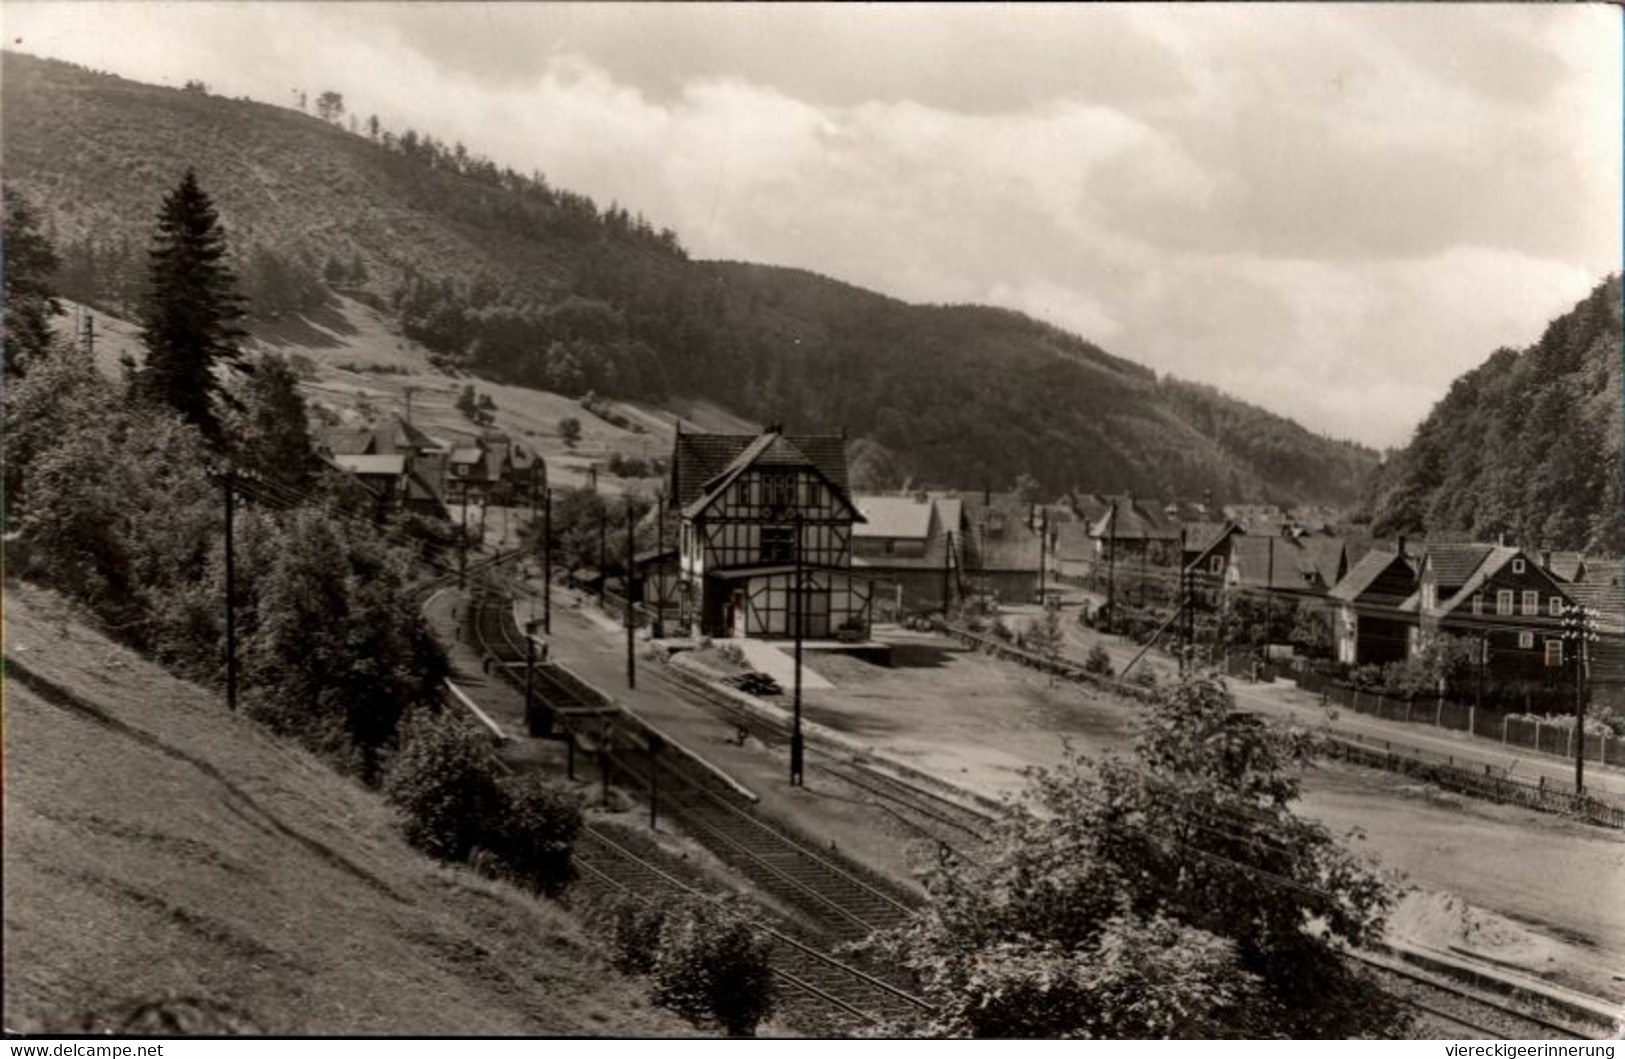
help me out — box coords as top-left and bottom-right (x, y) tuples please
(1364, 275), (1623, 554)
(2, 51), (1376, 503)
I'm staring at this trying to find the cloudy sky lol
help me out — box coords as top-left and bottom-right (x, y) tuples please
(7, 2), (1620, 448)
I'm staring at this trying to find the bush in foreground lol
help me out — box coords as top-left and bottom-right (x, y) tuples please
(384, 710), (503, 862)
(650, 898), (775, 1037)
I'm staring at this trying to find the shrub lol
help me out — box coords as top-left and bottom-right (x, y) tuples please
(608, 896), (670, 975)
(1084, 644), (1114, 677)
(383, 711), (503, 862)
(1130, 667), (1158, 689)
(651, 899), (775, 1036)
(488, 772), (583, 895)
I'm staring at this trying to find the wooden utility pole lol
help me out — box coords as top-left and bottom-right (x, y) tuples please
(1038, 508), (1048, 605)
(598, 508), (607, 608)
(1265, 536), (1276, 648)
(626, 504), (636, 690)
(654, 491), (666, 639)
(791, 510), (805, 787)
(523, 619), (538, 735)
(458, 492), (468, 590)
(542, 488), (553, 635)
(223, 471), (237, 711)
(942, 529), (953, 615)
(1105, 500), (1117, 629)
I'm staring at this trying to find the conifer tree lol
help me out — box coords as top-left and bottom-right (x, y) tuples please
(136, 169), (246, 441)
(2, 188), (64, 378)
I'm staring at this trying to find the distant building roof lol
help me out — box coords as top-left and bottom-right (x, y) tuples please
(320, 428), (377, 457)
(449, 446), (484, 466)
(332, 453), (406, 477)
(1227, 535), (1328, 593)
(1086, 497), (1179, 541)
(853, 495), (934, 540)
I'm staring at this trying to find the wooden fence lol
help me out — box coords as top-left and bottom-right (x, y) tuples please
(1292, 668), (1625, 769)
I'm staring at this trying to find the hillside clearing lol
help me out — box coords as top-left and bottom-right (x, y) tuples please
(1, 579), (688, 1036)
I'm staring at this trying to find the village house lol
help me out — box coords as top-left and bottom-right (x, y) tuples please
(670, 428), (872, 641)
(1087, 496), (1182, 568)
(317, 415), (454, 519)
(850, 494), (964, 615)
(1327, 545), (1418, 668)
(1553, 557), (1624, 712)
(959, 490), (1043, 603)
(1405, 543), (1575, 688)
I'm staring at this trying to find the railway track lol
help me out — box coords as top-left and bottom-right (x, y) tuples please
(460, 565), (1615, 1040)
(463, 569), (934, 1029)
(1353, 953), (1602, 1040)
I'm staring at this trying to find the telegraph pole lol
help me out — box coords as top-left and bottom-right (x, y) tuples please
(542, 488), (553, 635)
(1566, 604), (1593, 795)
(626, 503), (636, 690)
(458, 490), (468, 590)
(1105, 500), (1117, 630)
(942, 529), (953, 616)
(598, 507), (607, 608)
(523, 619), (538, 735)
(223, 471), (237, 711)
(1038, 507), (1048, 605)
(790, 510), (806, 787)
(654, 490), (666, 639)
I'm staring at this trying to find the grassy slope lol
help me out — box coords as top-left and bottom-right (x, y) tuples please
(1, 580), (687, 1035)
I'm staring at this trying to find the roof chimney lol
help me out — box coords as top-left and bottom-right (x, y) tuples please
(1397, 534), (1407, 559)
(1540, 549), (1552, 570)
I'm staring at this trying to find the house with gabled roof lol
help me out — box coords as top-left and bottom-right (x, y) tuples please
(959, 490), (1043, 602)
(670, 428), (871, 640)
(850, 494), (965, 613)
(1088, 495), (1182, 567)
(1561, 557), (1625, 710)
(1327, 547), (1417, 667)
(1407, 543), (1575, 685)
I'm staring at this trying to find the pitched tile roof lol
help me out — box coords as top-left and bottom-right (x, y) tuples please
(1430, 546), (1523, 616)
(320, 427), (377, 457)
(853, 496), (934, 540)
(671, 431), (851, 509)
(1227, 536), (1328, 593)
(1328, 549), (1411, 603)
(1423, 542), (1496, 588)
(1086, 497), (1180, 541)
(1182, 520), (1237, 555)
(332, 453), (406, 477)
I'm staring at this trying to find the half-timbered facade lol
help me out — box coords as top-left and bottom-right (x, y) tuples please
(671, 430), (871, 640)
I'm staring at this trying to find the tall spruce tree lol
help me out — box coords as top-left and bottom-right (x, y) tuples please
(2, 188), (64, 378)
(136, 169), (246, 441)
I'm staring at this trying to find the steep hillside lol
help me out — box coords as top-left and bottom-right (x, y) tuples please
(1, 580), (687, 1035)
(2, 51), (1376, 504)
(1365, 275), (1623, 553)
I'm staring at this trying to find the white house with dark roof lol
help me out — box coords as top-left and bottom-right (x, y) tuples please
(670, 428), (871, 640)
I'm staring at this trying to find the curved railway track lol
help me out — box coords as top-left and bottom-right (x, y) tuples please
(459, 564), (1613, 1041)
(463, 570), (934, 1029)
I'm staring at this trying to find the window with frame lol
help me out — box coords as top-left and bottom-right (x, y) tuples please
(1545, 639), (1564, 667)
(761, 473), (796, 511)
(1210, 555), (1223, 575)
(1471, 594), (1483, 616)
(760, 525), (795, 564)
(1512, 557), (1526, 574)
(1518, 631), (1534, 649)
(1496, 590), (1513, 616)
(1521, 590), (1538, 616)
(1548, 597), (1563, 617)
